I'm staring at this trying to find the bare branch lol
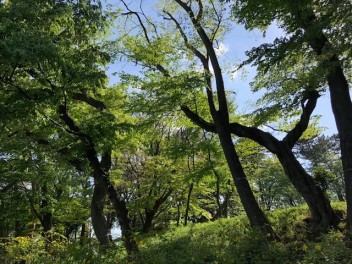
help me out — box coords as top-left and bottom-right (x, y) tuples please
(229, 122), (280, 154)
(163, 11), (207, 66)
(120, 0), (151, 43)
(196, 0), (203, 22)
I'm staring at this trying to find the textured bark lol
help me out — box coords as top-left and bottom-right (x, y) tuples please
(215, 117), (275, 236)
(173, 0), (276, 237)
(58, 104), (139, 255)
(103, 177), (139, 255)
(182, 93), (337, 230)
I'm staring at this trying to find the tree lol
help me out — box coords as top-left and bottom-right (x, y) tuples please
(296, 135), (344, 201)
(0, 0), (139, 255)
(225, 0), (352, 236)
(117, 0), (276, 237)
(117, 0), (339, 231)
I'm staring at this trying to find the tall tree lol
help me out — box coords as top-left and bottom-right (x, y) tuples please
(117, 0), (276, 237)
(117, 0), (337, 231)
(225, 0), (352, 236)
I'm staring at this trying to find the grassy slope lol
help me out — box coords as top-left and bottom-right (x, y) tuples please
(133, 202), (350, 264)
(2, 202), (351, 263)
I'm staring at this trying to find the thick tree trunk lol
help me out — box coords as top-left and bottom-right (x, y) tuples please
(216, 119), (275, 237)
(142, 188), (172, 232)
(326, 64), (352, 234)
(182, 105), (336, 230)
(143, 210), (156, 232)
(91, 178), (111, 245)
(58, 103), (139, 252)
(277, 145), (336, 229)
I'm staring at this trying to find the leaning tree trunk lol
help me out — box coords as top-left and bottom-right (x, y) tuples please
(326, 64), (352, 235)
(277, 145), (336, 229)
(216, 118), (276, 237)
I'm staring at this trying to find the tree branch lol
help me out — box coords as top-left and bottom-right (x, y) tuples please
(175, 0), (228, 120)
(228, 122), (280, 154)
(180, 105), (216, 132)
(72, 92), (107, 111)
(282, 90), (320, 148)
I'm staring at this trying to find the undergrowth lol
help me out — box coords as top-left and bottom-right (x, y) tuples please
(1, 202), (351, 263)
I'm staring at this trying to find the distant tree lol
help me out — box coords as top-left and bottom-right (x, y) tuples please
(296, 135), (344, 201)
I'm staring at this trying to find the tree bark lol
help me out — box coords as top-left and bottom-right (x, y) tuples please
(91, 178), (111, 245)
(58, 104), (139, 255)
(102, 175), (139, 255)
(142, 189), (172, 232)
(182, 105), (337, 229)
(216, 117), (275, 236)
(39, 186), (53, 241)
(276, 144), (336, 229)
(80, 223), (88, 246)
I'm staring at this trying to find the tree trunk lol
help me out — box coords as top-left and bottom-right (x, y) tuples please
(40, 186), (52, 241)
(216, 119), (275, 237)
(80, 223), (88, 245)
(143, 210), (156, 232)
(276, 145), (336, 229)
(184, 182), (193, 226)
(223, 190), (230, 218)
(176, 201), (181, 226)
(326, 64), (352, 234)
(91, 178), (111, 245)
(102, 175), (139, 255)
(213, 169), (223, 220)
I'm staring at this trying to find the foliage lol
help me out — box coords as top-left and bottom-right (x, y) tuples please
(1, 0), (351, 262)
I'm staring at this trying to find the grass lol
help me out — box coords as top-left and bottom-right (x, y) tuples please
(2, 202), (351, 263)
